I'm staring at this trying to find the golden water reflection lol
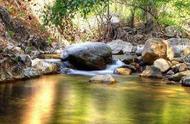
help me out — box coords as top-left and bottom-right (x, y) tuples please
(0, 75), (190, 124)
(21, 77), (57, 124)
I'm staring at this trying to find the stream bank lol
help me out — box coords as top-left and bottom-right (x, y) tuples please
(1, 5), (190, 88)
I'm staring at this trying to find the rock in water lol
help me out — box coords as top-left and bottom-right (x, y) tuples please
(168, 70), (190, 81)
(153, 58), (171, 72)
(142, 38), (174, 64)
(89, 74), (117, 84)
(61, 42), (112, 70)
(114, 67), (132, 75)
(180, 76), (190, 87)
(140, 66), (162, 79)
(32, 59), (59, 74)
(107, 39), (133, 54)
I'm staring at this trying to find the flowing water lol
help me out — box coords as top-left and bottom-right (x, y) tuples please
(0, 75), (190, 124)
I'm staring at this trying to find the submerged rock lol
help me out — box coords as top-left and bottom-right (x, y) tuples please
(89, 74), (117, 84)
(140, 66), (162, 79)
(153, 58), (171, 72)
(142, 38), (174, 64)
(61, 42), (112, 70)
(107, 39), (133, 54)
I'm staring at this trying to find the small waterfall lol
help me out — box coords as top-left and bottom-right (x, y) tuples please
(60, 60), (125, 76)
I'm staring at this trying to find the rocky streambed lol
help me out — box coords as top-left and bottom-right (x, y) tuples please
(2, 37), (190, 87)
(1, 5), (190, 87)
(59, 38), (190, 87)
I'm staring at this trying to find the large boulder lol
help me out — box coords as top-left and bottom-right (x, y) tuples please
(142, 38), (174, 64)
(153, 58), (171, 72)
(61, 42), (112, 70)
(89, 74), (117, 84)
(140, 66), (162, 79)
(168, 38), (190, 57)
(107, 39), (134, 54)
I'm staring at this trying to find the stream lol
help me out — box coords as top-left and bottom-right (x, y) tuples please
(0, 74), (190, 124)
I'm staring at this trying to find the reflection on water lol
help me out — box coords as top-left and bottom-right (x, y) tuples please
(0, 75), (190, 124)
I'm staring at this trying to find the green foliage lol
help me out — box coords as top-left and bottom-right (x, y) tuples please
(43, 0), (190, 41)
(7, 30), (15, 38)
(43, 0), (109, 27)
(47, 37), (53, 45)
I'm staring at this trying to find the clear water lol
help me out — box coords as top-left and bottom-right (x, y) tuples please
(0, 74), (190, 124)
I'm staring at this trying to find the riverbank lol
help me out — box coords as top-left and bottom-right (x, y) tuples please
(1, 5), (190, 88)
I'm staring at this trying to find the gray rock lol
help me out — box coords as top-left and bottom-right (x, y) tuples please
(122, 54), (138, 64)
(166, 70), (175, 76)
(168, 38), (190, 57)
(107, 39), (133, 54)
(180, 76), (190, 87)
(168, 70), (190, 81)
(17, 54), (32, 67)
(32, 59), (59, 74)
(135, 45), (144, 56)
(140, 66), (162, 79)
(24, 67), (41, 78)
(165, 26), (182, 38)
(61, 42), (112, 70)
(89, 74), (117, 84)
(181, 55), (190, 63)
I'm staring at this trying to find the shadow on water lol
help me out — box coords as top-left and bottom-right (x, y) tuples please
(0, 75), (190, 124)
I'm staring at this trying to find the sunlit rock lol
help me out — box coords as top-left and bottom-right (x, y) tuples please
(181, 47), (190, 57)
(153, 58), (171, 72)
(142, 38), (174, 64)
(114, 67), (132, 75)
